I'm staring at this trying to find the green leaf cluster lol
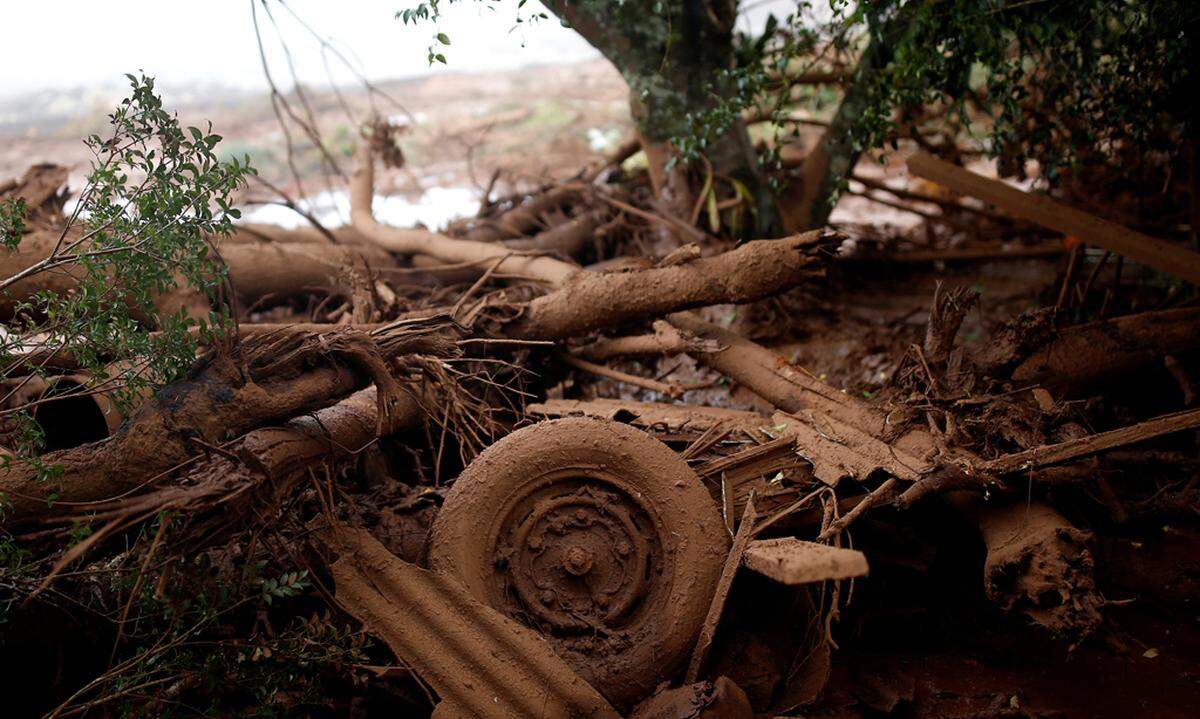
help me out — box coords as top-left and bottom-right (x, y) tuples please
(0, 73), (254, 488)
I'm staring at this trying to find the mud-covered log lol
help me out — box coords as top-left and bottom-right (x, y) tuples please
(1, 228), (396, 320)
(88, 386), (402, 528)
(508, 231), (835, 339)
(0, 360), (361, 524)
(219, 239), (394, 307)
(1012, 307), (1200, 395)
(0, 321), (457, 524)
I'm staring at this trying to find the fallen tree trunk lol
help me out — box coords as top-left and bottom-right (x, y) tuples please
(219, 239), (394, 309)
(72, 386), (399, 531)
(1011, 307), (1200, 394)
(0, 361), (360, 524)
(2, 229), (396, 320)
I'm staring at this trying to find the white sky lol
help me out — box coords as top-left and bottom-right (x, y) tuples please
(0, 1), (794, 100)
(0, 1), (599, 99)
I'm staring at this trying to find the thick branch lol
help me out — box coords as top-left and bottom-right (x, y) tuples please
(507, 231), (836, 339)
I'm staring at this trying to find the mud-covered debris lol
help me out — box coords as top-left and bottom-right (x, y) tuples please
(324, 525), (620, 718)
(1012, 307), (1200, 395)
(963, 498), (1103, 639)
(743, 537), (868, 585)
(427, 417), (729, 707)
(629, 676), (754, 719)
(528, 397), (767, 436)
(906, 150), (1200, 286)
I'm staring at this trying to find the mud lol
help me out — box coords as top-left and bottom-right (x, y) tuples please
(5, 89), (1200, 718)
(326, 526), (620, 718)
(629, 676), (754, 719)
(427, 417), (729, 707)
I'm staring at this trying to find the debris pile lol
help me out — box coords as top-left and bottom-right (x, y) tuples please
(2, 122), (1198, 717)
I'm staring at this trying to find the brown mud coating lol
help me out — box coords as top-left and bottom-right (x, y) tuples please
(326, 526), (621, 719)
(428, 417), (729, 708)
(4, 99), (1200, 719)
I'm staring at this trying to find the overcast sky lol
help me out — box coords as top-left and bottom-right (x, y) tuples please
(0, 1), (794, 100)
(0, 1), (598, 98)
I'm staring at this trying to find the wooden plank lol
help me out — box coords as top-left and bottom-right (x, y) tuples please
(983, 407), (1200, 474)
(743, 538), (868, 585)
(906, 151), (1200, 285)
(685, 497), (757, 684)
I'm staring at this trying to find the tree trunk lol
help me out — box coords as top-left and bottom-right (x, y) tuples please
(777, 36), (890, 232)
(544, 0), (782, 237)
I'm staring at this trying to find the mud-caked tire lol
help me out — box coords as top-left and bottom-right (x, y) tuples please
(427, 417), (729, 707)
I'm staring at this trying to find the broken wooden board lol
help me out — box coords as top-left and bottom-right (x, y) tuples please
(906, 151), (1200, 285)
(686, 499), (758, 684)
(323, 525), (620, 719)
(743, 538), (869, 585)
(772, 410), (929, 486)
(528, 397), (768, 435)
(696, 434), (812, 519)
(982, 406), (1200, 474)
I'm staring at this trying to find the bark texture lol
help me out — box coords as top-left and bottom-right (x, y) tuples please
(543, 0), (781, 234)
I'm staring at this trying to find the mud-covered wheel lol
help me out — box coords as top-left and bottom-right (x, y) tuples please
(427, 417), (729, 707)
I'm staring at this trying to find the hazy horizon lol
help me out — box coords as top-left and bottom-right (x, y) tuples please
(0, 1), (793, 103)
(0, 1), (598, 102)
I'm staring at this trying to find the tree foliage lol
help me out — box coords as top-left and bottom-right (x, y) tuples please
(0, 74), (253, 477)
(698, 0), (1195, 175)
(399, 0), (1194, 184)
